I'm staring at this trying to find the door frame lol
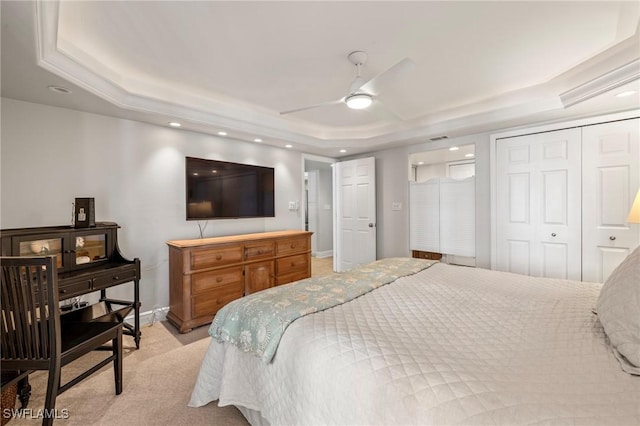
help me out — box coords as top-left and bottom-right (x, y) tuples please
(489, 109), (640, 270)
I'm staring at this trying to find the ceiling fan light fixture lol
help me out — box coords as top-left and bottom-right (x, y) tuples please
(346, 93), (372, 110)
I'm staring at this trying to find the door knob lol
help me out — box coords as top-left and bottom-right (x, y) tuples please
(609, 236), (616, 241)
(551, 233), (556, 237)
(368, 223), (374, 228)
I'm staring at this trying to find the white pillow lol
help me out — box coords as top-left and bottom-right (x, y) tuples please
(596, 245), (640, 375)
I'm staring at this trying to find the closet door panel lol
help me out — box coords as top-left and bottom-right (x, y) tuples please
(582, 118), (640, 283)
(496, 137), (536, 274)
(440, 178), (475, 257)
(409, 180), (440, 252)
(496, 128), (581, 279)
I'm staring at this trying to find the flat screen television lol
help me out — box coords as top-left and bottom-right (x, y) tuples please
(185, 157), (275, 220)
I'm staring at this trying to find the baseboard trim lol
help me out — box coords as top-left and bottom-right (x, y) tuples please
(127, 306), (169, 326)
(313, 250), (333, 258)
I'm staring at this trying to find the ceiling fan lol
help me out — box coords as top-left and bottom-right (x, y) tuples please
(280, 51), (415, 117)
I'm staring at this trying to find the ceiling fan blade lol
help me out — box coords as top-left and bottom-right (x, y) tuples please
(358, 58), (415, 96)
(280, 99), (344, 115)
(365, 100), (404, 122)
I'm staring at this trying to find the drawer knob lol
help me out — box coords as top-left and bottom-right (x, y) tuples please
(60, 289), (67, 294)
(216, 277), (223, 283)
(113, 276), (119, 280)
(290, 244), (295, 248)
(216, 255), (222, 261)
(551, 233), (556, 237)
(609, 236), (616, 241)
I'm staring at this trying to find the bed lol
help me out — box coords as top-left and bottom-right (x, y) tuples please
(189, 253), (640, 425)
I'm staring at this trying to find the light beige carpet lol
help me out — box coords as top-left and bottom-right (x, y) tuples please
(7, 322), (248, 425)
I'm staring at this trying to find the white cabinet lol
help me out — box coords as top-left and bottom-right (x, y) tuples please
(493, 116), (640, 282)
(410, 177), (475, 258)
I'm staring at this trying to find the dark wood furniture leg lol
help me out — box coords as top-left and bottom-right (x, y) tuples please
(17, 376), (31, 409)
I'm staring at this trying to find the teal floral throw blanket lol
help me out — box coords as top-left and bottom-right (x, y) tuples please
(209, 257), (437, 362)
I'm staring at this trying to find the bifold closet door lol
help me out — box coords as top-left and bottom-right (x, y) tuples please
(582, 118), (640, 283)
(409, 180), (440, 252)
(496, 128), (582, 279)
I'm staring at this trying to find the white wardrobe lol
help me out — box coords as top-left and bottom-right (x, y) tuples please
(493, 116), (639, 282)
(410, 177), (475, 259)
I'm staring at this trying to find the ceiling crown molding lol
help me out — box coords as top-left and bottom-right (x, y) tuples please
(559, 59), (640, 107)
(31, 0), (638, 153)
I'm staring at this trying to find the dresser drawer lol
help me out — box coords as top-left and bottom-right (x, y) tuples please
(276, 271), (309, 286)
(93, 268), (138, 290)
(192, 283), (243, 317)
(191, 266), (243, 295)
(276, 236), (309, 257)
(190, 246), (243, 270)
(58, 278), (93, 299)
(244, 242), (275, 261)
(276, 253), (309, 276)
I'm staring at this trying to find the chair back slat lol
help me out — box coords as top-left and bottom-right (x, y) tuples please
(0, 256), (60, 362)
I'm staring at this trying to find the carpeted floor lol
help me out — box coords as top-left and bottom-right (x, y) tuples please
(7, 322), (248, 426)
(4, 256), (335, 425)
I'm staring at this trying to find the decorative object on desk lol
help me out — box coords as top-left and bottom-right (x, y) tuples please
(74, 197), (95, 228)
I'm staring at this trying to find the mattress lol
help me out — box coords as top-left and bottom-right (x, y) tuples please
(189, 262), (640, 425)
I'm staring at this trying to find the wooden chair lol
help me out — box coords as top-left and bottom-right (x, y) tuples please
(0, 256), (123, 425)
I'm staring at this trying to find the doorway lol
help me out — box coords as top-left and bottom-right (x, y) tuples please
(302, 155), (335, 265)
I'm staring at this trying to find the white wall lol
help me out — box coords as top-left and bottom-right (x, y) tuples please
(347, 132), (492, 269)
(1, 98), (305, 313)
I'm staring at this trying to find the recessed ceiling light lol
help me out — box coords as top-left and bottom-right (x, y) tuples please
(211, 170), (217, 174)
(418, 161), (425, 165)
(449, 146), (459, 151)
(48, 85), (72, 94)
(253, 138), (263, 143)
(168, 122), (181, 127)
(217, 131), (228, 136)
(615, 90), (637, 98)
(285, 144), (293, 148)
(193, 172), (199, 176)
(465, 153), (475, 158)
(339, 149), (347, 153)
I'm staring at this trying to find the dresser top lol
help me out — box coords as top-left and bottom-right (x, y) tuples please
(166, 229), (312, 248)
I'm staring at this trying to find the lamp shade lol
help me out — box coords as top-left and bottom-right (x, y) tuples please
(628, 189), (640, 224)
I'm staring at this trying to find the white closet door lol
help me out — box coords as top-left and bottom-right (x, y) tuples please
(440, 177), (475, 257)
(496, 128), (582, 279)
(409, 180), (440, 252)
(582, 118), (640, 283)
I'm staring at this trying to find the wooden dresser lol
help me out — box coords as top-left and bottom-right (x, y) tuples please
(166, 230), (312, 333)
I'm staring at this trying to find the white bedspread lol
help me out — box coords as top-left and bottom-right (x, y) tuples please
(189, 263), (640, 425)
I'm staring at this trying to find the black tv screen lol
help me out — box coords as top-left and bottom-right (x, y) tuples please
(185, 157), (275, 220)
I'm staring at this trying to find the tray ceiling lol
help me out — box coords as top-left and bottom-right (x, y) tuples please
(2, 1), (639, 156)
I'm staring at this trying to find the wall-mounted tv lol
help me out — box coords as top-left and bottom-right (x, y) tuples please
(185, 157), (275, 220)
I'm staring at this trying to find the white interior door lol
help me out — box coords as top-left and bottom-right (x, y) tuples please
(334, 157), (376, 272)
(582, 118), (640, 283)
(496, 128), (582, 279)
